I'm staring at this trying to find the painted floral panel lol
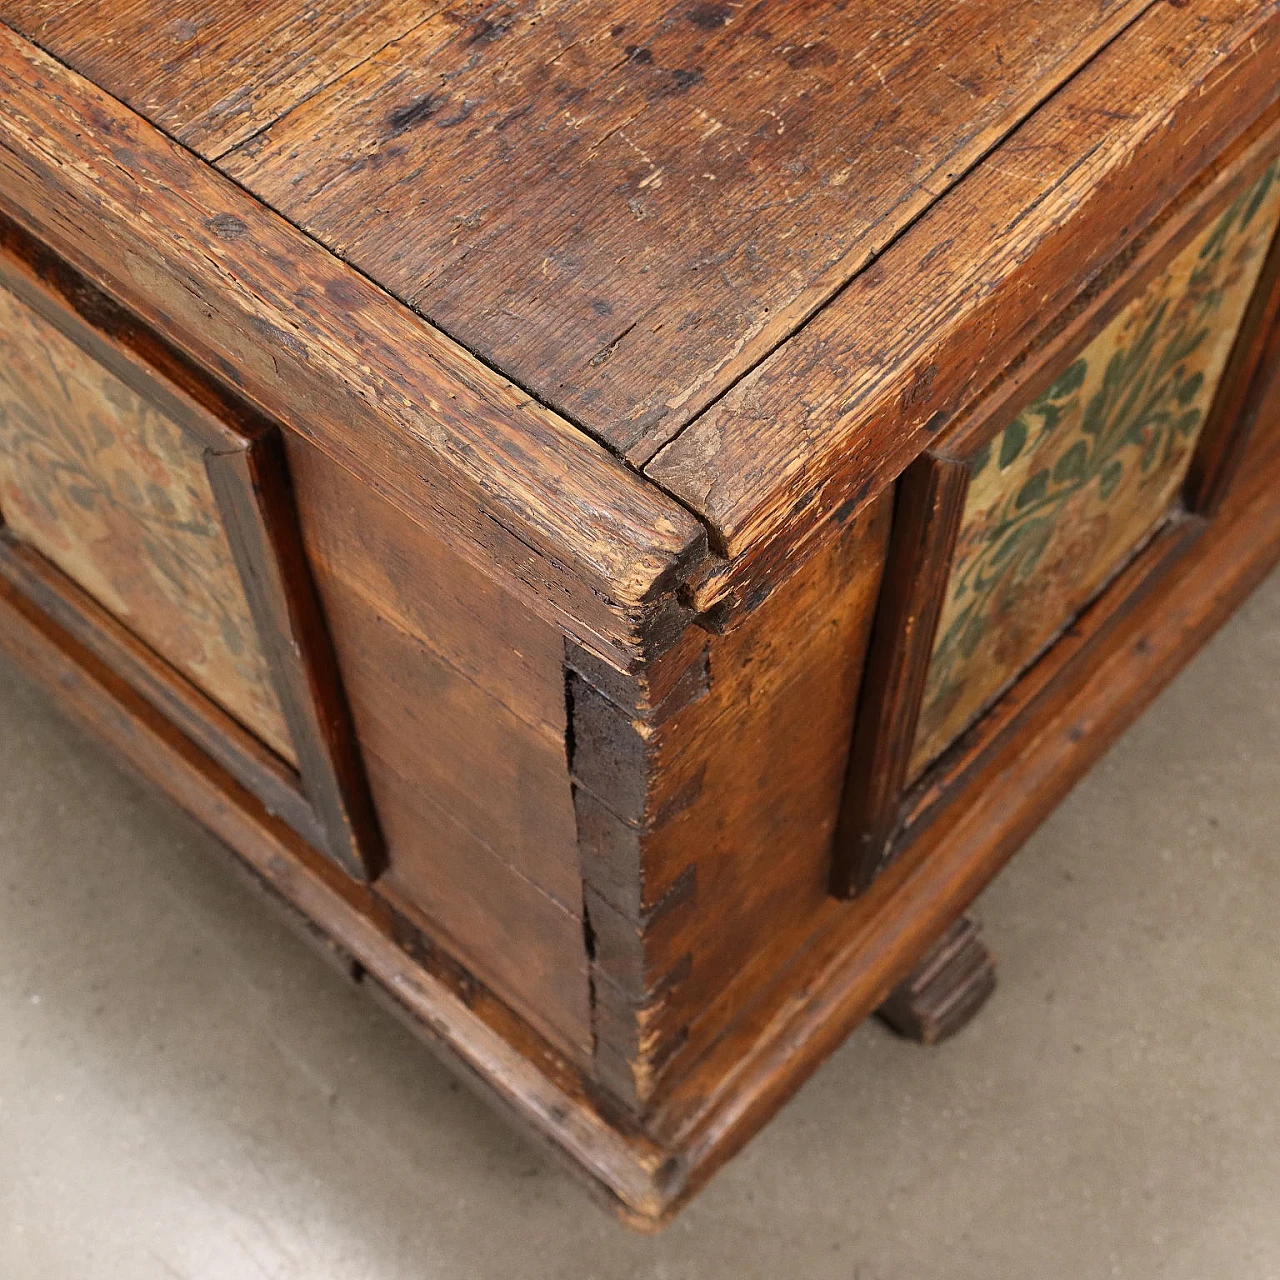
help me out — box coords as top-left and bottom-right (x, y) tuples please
(911, 159), (1280, 779)
(0, 282), (296, 762)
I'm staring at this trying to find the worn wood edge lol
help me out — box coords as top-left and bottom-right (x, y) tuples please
(207, 438), (387, 881)
(0, 532), (322, 845)
(0, 571), (680, 1228)
(830, 457), (968, 897)
(646, 0), (1280, 621)
(1186, 207), (1280, 514)
(0, 23), (709, 671)
(639, 426), (1280, 1223)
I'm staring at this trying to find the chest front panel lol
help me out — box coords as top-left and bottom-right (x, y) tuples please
(0, 281), (296, 761)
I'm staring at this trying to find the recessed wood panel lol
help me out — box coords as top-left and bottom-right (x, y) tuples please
(0, 281), (296, 761)
(910, 159), (1280, 776)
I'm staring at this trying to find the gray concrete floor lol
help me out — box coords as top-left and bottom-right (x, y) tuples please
(3, 572), (1280, 1280)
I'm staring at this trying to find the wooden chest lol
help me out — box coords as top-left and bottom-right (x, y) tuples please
(1, 1), (1278, 1226)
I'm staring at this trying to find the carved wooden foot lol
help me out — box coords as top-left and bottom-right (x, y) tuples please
(876, 916), (996, 1045)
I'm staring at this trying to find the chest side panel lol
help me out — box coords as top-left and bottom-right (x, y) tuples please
(0, 281), (295, 760)
(568, 495), (893, 1105)
(913, 160), (1280, 775)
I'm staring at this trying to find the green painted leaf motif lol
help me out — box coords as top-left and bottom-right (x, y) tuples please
(1034, 403), (1058, 435)
(969, 441), (991, 480)
(1239, 164), (1278, 234)
(1080, 388), (1108, 436)
(1053, 440), (1088, 484)
(957, 611), (985, 660)
(1015, 469), (1048, 509)
(1175, 371), (1205, 405)
(990, 518), (1036, 567)
(1102, 347), (1127, 391)
(1016, 518), (1054, 582)
(1048, 359), (1087, 399)
(1173, 407), (1202, 438)
(1164, 324), (1208, 367)
(1098, 459), (1123, 500)
(920, 162), (1280, 761)
(1199, 200), (1237, 262)
(998, 418), (1028, 469)
(986, 515), (1055, 580)
(67, 484), (98, 512)
(1140, 426), (1163, 474)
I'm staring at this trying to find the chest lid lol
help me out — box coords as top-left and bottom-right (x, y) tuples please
(3, 0), (1277, 623)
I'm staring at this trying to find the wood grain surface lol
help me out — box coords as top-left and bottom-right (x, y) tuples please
(0, 0), (435, 156)
(0, 26), (706, 672)
(3, 0), (1155, 461)
(831, 458), (968, 897)
(650, 0), (1280, 620)
(569, 496), (891, 1106)
(214, 0), (1152, 460)
(286, 435), (591, 1055)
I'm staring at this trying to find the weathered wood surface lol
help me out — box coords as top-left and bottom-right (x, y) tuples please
(285, 433), (569, 738)
(569, 496), (891, 1107)
(649, 0), (1280, 618)
(7, 5), (1273, 634)
(8, 359), (1277, 1227)
(217, 0), (1153, 461)
(0, 27), (706, 672)
(1249, 290), (1280, 452)
(0, 0), (433, 157)
(1, 0), (1278, 1226)
(287, 434), (591, 1057)
(4, 0), (1155, 463)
